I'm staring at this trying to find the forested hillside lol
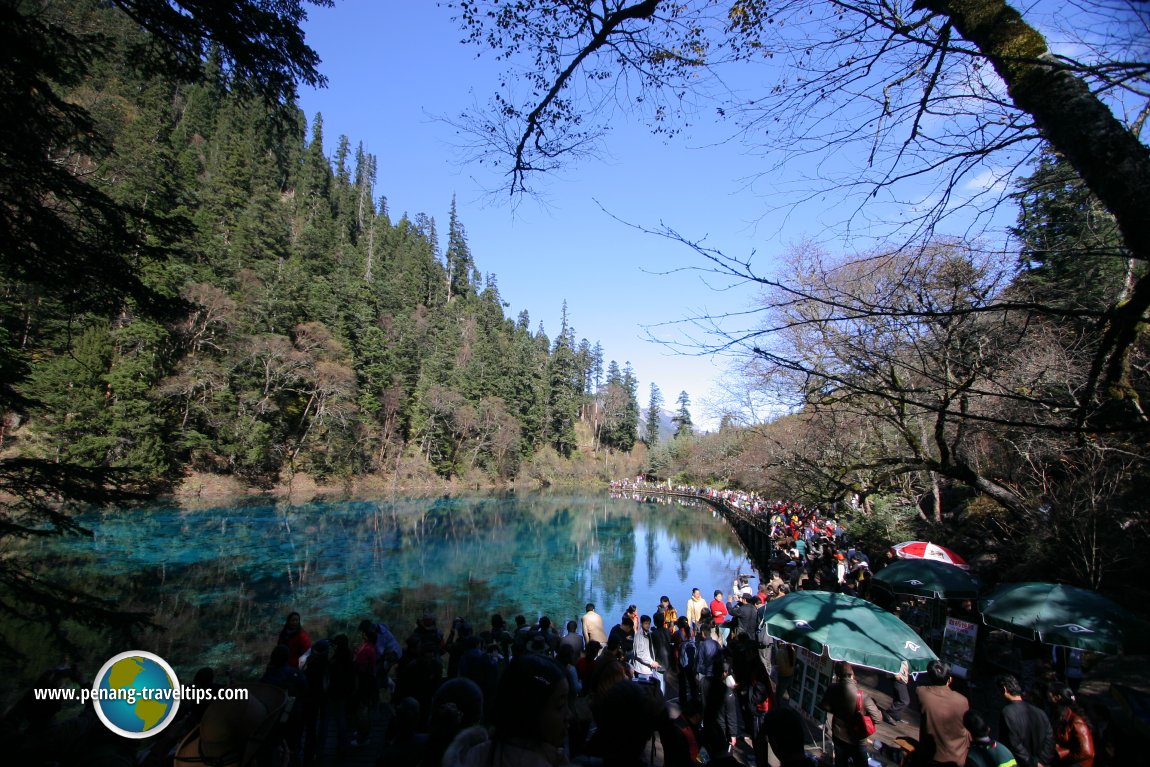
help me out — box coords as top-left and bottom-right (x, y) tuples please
(0, 1), (644, 492)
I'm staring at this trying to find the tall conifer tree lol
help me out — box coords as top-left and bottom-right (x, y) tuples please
(546, 302), (580, 456)
(644, 382), (663, 447)
(672, 390), (693, 439)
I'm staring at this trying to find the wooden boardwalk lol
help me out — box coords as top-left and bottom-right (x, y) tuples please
(312, 697), (393, 767)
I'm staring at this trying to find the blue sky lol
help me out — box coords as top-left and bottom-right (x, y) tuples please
(295, 1), (785, 430)
(294, 1), (1133, 430)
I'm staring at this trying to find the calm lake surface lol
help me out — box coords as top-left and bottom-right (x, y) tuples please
(10, 491), (748, 696)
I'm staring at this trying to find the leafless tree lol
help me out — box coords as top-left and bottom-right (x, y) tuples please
(449, 0), (1150, 418)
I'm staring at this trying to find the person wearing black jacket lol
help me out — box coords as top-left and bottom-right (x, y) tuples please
(728, 593), (758, 639)
(651, 611), (673, 670)
(996, 674), (1056, 767)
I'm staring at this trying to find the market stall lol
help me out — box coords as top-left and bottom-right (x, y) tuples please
(872, 557), (980, 666)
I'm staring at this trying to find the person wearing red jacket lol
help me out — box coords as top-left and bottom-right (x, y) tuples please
(277, 611), (312, 668)
(1051, 687), (1095, 767)
(710, 590), (729, 644)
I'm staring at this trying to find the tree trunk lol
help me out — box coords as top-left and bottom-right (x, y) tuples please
(919, 0), (1150, 263)
(919, 0), (1150, 405)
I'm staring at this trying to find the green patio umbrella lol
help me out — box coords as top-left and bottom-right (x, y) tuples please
(979, 582), (1149, 655)
(873, 558), (980, 600)
(761, 590), (939, 674)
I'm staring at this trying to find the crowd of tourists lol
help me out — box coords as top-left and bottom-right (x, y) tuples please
(2, 595), (1118, 767)
(2, 485), (1126, 766)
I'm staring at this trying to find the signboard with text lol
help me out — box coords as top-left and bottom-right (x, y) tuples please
(940, 616), (978, 678)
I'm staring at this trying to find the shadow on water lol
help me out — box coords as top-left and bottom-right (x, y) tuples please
(3, 491), (745, 703)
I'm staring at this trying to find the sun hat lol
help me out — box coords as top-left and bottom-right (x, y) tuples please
(173, 683), (288, 766)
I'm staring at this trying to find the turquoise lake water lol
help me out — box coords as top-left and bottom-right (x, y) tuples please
(10, 491), (749, 693)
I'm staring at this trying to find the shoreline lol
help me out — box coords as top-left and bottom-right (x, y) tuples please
(165, 469), (599, 508)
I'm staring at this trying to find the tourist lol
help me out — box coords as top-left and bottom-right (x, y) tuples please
(916, 660), (971, 767)
(997, 674), (1056, 767)
(376, 697), (428, 767)
(581, 603), (608, 646)
(353, 620), (379, 745)
(276, 611), (312, 668)
(443, 654), (570, 767)
(411, 614), (446, 657)
(664, 699), (705, 767)
(459, 635), (501, 707)
(537, 616), (561, 655)
(659, 595), (679, 628)
(590, 646), (634, 705)
(556, 644), (581, 698)
(703, 656), (742, 759)
(526, 632), (552, 657)
(607, 615), (636, 656)
(650, 611), (673, 678)
(422, 677), (485, 767)
(395, 637), (445, 728)
(260, 644), (305, 696)
(1049, 687), (1095, 767)
(300, 641), (330, 764)
(512, 615), (532, 657)
(755, 706), (819, 766)
(490, 613), (514, 659)
(587, 676), (663, 766)
(173, 683), (290, 767)
(686, 588), (707, 630)
(631, 614), (663, 692)
(710, 590), (730, 644)
(695, 624), (722, 710)
(883, 661), (910, 724)
(772, 642), (796, 709)
(371, 619), (402, 692)
(446, 617), (474, 678)
(672, 616), (700, 704)
(729, 592), (757, 640)
(328, 633), (357, 751)
(576, 641), (602, 693)
(820, 661), (881, 767)
(964, 709), (1018, 767)
(560, 620), (584, 658)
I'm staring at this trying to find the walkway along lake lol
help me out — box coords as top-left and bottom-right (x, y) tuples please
(5, 491), (751, 701)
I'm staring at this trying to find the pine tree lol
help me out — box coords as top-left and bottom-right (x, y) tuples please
(618, 362), (640, 451)
(446, 196), (474, 300)
(1011, 146), (1135, 317)
(546, 302), (580, 456)
(672, 390), (693, 439)
(644, 382), (663, 447)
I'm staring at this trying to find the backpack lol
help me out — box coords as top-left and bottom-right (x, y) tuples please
(375, 622), (401, 662)
(755, 605), (772, 647)
(678, 634), (698, 672)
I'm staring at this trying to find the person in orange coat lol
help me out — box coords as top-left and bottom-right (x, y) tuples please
(1050, 687), (1095, 767)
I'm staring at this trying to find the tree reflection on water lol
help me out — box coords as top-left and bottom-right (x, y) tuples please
(6, 491), (745, 701)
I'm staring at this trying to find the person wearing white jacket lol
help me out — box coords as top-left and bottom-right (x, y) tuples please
(631, 614), (664, 693)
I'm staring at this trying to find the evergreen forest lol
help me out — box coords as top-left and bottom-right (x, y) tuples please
(1, 1), (646, 505)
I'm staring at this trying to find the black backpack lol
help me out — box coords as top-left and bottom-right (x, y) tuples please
(678, 635), (698, 672)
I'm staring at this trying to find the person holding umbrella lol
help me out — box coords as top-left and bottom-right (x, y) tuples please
(820, 661), (881, 767)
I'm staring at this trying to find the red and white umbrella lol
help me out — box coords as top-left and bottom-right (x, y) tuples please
(889, 541), (969, 569)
